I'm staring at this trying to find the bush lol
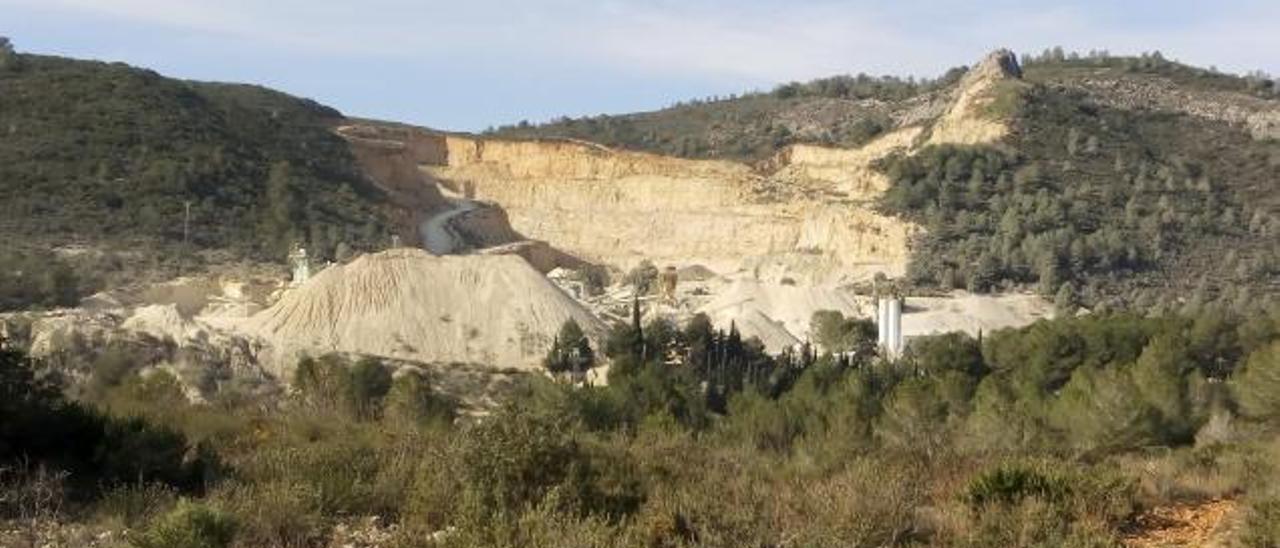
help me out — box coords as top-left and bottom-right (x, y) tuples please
(131, 499), (237, 548)
(961, 461), (1135, 546)
(215, 481), (322, 548)
(623, 260), (659, 294)
(1234, 342), (1280, 421)
(966, 464), (1069, 507)
(383, 370), (456, 426)
(92, 483), (177, 529)
(1241, 497), (1280, 547)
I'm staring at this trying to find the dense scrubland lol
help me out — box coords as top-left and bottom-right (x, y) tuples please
(0, 50), (394, 310)
(4, 305), (1280, 546)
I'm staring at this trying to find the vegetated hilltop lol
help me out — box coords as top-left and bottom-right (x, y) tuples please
(498, 48), (1280, 311)
(0, 44), (398, 308)
(491, 67), (967, 161)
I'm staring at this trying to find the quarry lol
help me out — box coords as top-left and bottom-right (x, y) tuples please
(0, 49), (1056, 399)
(5, 28), (1278, 545)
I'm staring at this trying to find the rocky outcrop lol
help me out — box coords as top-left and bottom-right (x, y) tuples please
(1053, 77), (1280, 140)
(927, 49), (1025, 146)
(0, 306), (272, 401)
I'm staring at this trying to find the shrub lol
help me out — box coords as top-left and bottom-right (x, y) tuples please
(623, 260), (659, 294)
(93, 483), (177, 529)
(383, 370), (457, 426)
(966, 464), (1069, 507)
(131, 499), (237, 548)
(958, 461), (1135, 547)
(1234, 342), (1280, 421)
(1241, 497), (1280, 547)
(215, 480), (322, 547)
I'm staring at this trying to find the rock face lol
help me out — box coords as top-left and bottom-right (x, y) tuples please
(241, 249), (606, 373)
(927, 48), (1024, 146)
(411, 131), (921, 284)
(338, 124), (451, 247)
(333, 50), (1024, 285)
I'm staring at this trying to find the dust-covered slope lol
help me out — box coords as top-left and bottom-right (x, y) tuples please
(242, 249), (605, 372)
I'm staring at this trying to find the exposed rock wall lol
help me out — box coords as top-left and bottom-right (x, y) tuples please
(927, 49), (1023, 146)
(337, 124), (450, 246)
(420, 131), (920, 282)
(340, 50), (1023, 283)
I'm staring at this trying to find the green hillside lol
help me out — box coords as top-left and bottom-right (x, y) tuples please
(880, 53), (1280, 312)
(489, 69), (967, 161)
(0, 50), (396, 307)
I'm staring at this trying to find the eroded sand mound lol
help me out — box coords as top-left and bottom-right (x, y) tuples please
(242, 249), (605, 374)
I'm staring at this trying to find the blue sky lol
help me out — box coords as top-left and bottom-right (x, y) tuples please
(3, 0), (1277, 131)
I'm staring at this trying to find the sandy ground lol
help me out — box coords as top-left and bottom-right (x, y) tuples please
(1123, 498), (1239, 547)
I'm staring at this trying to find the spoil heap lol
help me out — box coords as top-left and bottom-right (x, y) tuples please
(243, 249), (605, 373)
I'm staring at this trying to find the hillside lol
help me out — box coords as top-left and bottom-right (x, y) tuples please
(491, 50), (1280, 311)
(490, 69), (966, 161)
(1, 45), (1276, 317)
(0, 50), (399, 307)
(494, 50), (1278, 161)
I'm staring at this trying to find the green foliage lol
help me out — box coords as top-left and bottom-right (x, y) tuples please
(382, 370), (457, 426)
(1023, 48), (1279, 99)
(623, 260), (659, 294)
(131, 499), (237, 548)
(292, 354), (398, 420)
(0, 53), (392, 285)
(348, 357), (393, 419)
(962, 461), (1136, 547)
(490, 67), (967, 161)
(448, 407), (643, 528)
(810, 309), (876, 354)
(879, 84), (1280, 310)
(0, 345), (206, 495)
(966, 464), (1070, 507)
(1241, 496), (1280, 547)
(9, 308), (1280, 546)
(0, 37), (16, 70)
(544, 319), (595, 376)
(1234, 342), (1280, 421)
(0, 248), (82, 311)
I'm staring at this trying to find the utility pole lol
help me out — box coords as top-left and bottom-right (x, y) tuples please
(180, 200), (191, 275)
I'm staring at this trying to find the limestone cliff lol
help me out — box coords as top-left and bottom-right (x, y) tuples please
(342, 50), (1023, 283)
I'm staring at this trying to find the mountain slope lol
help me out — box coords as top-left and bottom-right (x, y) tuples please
(0, 52), (395, 277)
(878, 53), (1280, 311)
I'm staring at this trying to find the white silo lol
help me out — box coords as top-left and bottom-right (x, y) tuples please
(886, 297), (903, 358)
(875, 294), (903, 360)
(876, 297), (886, 349)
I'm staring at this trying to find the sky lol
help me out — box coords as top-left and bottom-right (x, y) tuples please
(3, 0), (1278, 131)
